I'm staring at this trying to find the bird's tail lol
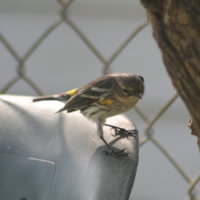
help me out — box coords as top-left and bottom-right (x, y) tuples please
(32, 93), (71, 103)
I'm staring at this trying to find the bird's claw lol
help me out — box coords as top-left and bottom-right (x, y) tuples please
(103, 148), (128, 157)
(105, 124), (138, 138)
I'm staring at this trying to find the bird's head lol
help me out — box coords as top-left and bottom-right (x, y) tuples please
(116, 73), (145, 99)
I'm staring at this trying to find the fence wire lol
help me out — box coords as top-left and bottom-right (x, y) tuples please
(0, 0), (199, 199)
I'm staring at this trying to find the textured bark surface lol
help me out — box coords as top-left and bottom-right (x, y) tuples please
(140, 0), (200, 147)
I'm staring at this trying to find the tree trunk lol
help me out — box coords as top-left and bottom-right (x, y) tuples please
(139, 0), (200, 147)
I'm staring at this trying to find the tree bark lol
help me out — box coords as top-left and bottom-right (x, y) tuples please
(139, 0), (200, 147)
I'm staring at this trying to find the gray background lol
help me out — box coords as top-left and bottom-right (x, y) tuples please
(0, 0), (199, 199)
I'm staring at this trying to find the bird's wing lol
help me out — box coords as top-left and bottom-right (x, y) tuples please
(57, 76), (114, 113)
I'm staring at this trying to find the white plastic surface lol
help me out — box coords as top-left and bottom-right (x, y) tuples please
(0, 95), (139, 200)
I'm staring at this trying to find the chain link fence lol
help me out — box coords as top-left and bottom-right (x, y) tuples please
(0, 0), (199, 199)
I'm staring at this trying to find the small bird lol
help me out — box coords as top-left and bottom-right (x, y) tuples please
(33, 73), (144, 156)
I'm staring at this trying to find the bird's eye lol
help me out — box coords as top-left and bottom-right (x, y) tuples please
(122, 89), (130, 96)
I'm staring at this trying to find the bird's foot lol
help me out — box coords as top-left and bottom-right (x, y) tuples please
(105, 124), (138, 138)
(103, 148), (129, 157)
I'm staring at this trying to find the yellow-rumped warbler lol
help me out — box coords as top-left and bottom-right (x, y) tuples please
(33, 73), (144, 156)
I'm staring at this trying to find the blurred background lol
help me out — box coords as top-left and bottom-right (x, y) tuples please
(0, 0), (199, 199)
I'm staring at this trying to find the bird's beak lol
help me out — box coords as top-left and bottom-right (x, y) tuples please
(134, 93), (143, 99)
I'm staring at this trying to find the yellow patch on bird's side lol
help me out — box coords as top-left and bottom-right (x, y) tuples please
(99, 99), (113, 105)
(66, 88), (78, 96)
